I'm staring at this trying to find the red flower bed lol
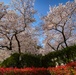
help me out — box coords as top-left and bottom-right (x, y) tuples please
(48, 65), (71, 75)
(66, 61), (76, 69)
(1, 61), (76, 75)
(0, 67), (50, 75)
(48, 61), (76, 75)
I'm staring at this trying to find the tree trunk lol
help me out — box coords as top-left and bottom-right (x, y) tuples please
(15, 34), (21, 54)
(62, 32), (68, 47)
(9, 41), (12, 50)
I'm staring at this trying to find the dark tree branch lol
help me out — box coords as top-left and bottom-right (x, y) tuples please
(0, 45), (11, 50)
(47, 42), (56, 51)
(57, 41), (64, 50)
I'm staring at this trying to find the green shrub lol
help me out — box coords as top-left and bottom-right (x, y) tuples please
(1, 45), (76, 68)
(20, 53), (42, 67)
(0, 53), (42, 68)
(41, 45), (76, 67)
(0, 53), (21, 68)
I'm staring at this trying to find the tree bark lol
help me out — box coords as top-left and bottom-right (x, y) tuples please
(15, 34), (21, 54)
(62, 32), (68, 47)
(9, 40), (12, 50)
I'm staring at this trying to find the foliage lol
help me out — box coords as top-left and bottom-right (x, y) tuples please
(20, 53), (42, 67)
(1, 45), (76, 68)
(0, 53), (20, 68)
(0, 53), (42, 68)
(41, 45), (76, 67)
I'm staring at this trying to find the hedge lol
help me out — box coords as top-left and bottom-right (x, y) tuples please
(1, 45), (76, 68)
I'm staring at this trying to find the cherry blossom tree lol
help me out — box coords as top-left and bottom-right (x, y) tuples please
(12, 32), (39, 54)
(0, 0), (39, 54)
(0, 10), (20, 51)
(0, 10), (38, 54)
(42, 1), (76, 51)
(0, 2), (9, 49)
(10, 0), (36, 54)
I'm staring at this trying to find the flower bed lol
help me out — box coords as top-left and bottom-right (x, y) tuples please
(0, 67), (50, 75)
(0, 61), (76, 75)
(48, 61), (76, 75)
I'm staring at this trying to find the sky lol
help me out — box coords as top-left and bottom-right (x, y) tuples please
(0, 0), (74, 24)
(0, 0), (74, 46)
(35, 0), (74, 15)
(34, 0), (74, 27)
(1, 0), (74, 15)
